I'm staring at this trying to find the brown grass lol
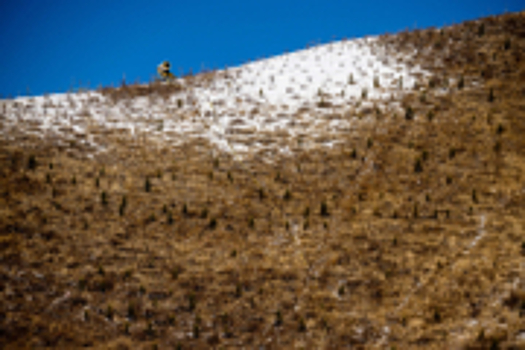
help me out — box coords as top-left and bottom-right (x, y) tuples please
(1, 11), (525, 349)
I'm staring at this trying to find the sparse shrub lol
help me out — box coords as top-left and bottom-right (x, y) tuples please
(167, 212), (174, 224)
(248, 217), (254, 229)
(46, 173), (51, 184)
(200, 208), (208, 219)
(413, 204), (418, 218)
(101, 191), (108, 206)
(298, 317), (306, 332)
(213, 158), (219, 168)
(478, 23), (485, 36)
(285, 221), (290, 231)
(275, 310), (283, 327)
(119, 196), (127, 216)
(433, 310), (441, 323)
(320, 201), (329, 216)
(414, 158), (423, 173)
(303, 207), (310, 218)
(258, 188), (265, 200)
(427, 110), (434, 122)
(494, 141), (502, 153)
(231, 249), (237, 258)
(496, 123), (505, 135)
(449, 148), (456, 159)
(49, 162), (53, 170)
(145, 177), (151, 192)
(303, 220), (309, 230)
(504, 38), (511, 50)
(488, 88), (494, 102)
(338, 285), (345, 296)
(446, 176), (452, 185)
(177, 99), (183, 108)
(405, 106), (414, 120)
(348, 73), (354, 85)
(457, 75), (464, 89)
(193, 323), (200, 339)
(373, 76), (380, 88)
(361, 87), (368, 100)
(96, 177), (100, 188)
(351, 149), (357, 159)
(317, 98), (331, 108)
(367, 138), (373, 149)
(188, 293), (196, 311)
(148, 213), (156, 223)
(106, 305), (114, 320)
(284, 189), (291, 201)
(472, 189), (478, 203)
(71, 176), (76, 185)
(421, 150), (428, 162)
(208, 217), (217, 230)
(28, 155), (37, 170)
(227, 171), (233, 183)
(170, 266), (180, 280)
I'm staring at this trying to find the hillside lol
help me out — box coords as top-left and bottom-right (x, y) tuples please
(1, 11), (524, 349)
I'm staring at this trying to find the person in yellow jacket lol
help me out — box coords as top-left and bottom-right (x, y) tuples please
(157, 61), (175, 81)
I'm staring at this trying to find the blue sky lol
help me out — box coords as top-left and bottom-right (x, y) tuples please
(1, 0), (522, 97)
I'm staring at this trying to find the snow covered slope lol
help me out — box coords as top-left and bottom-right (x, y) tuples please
(1, 35), (429, 160)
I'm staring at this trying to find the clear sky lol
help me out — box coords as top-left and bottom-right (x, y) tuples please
(1, 0), (522, 97)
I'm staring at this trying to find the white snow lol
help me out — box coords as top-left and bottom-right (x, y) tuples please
(1, 35), (430, 160)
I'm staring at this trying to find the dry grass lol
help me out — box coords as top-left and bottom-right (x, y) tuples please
(1, 11), (524, 349)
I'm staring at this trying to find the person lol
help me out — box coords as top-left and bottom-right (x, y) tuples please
(157, 61), (175, 81)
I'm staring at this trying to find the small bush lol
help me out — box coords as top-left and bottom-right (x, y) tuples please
(488, 88), (494, 102)
(348, 73), (354, 85)
(208, 218), (217, 230)
(284, 189), (291, 201)
(275, 310), (283, 327)
(405, 106), (414, 120)
(504, 38), (511, 50)
(188, 293), (196, 311)
(478, 23), (485, 36)
(119, 196), (127, 216)
(457, 75), (464, 89)
(303, 207), (310, 218)
(28, 155), (37, 170)
(101, 191), (108, 206)
(320, 202), (329, 216)
(361, 88), (368, 100)
(145, 177), (151, 192)
(373, 76), (380, 88)
(414, 158), (423, 173)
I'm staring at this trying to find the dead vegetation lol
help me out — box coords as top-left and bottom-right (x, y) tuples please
(1, 11), (524, 349)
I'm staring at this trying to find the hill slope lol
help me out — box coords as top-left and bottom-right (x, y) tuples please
(1, 11), (524, 349)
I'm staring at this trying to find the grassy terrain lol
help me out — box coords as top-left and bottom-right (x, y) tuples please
(1, 11), (524, 349)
